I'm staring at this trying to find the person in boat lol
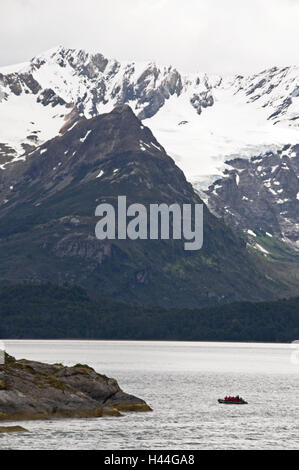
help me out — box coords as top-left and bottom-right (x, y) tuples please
(224, 396), (243, 402)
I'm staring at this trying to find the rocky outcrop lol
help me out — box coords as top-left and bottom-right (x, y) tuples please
(190, 90), (214, 115)
(0, 425), (29, 433)
(0, 354), (151, 421)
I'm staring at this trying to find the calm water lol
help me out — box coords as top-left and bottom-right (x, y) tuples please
(1, 340), (299, 450)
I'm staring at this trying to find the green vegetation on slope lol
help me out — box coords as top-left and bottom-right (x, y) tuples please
(0, 283), (298, 342)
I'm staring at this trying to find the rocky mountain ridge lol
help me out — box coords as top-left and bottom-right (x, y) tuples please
(1, 46), (298, 163)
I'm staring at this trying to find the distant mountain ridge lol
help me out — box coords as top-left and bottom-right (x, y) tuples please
(0, 46), (298, 163)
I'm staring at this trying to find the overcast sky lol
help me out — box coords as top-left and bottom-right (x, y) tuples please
(1, 0), (298, 74)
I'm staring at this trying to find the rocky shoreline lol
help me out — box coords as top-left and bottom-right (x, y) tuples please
(0, 353), (151, 423)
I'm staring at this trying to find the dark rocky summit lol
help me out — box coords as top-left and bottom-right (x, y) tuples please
(0, 354), (151, 421)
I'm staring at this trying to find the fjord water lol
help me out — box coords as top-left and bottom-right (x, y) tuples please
(1, 340), (299, 450)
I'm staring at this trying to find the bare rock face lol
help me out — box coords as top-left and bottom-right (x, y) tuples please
(190, 91), (214, 115)
(205, 144), (299, 249)
(0, 354), (151, 421)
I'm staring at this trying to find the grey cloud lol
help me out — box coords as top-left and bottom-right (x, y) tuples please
(0, 0), (298, 74)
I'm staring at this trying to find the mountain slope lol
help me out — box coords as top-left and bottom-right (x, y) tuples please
(0, 105), (295, 307)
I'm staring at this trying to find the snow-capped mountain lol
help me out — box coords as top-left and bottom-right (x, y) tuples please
(0, 45), (188, 163)
(1, 46), (298, 167)
(0, 46), (298, 247)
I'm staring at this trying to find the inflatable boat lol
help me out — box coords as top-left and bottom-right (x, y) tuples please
(218, 398), (248, 405)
